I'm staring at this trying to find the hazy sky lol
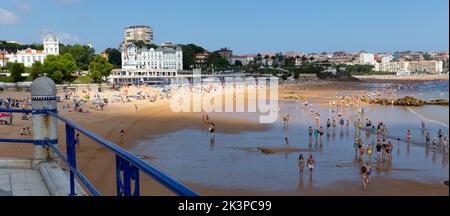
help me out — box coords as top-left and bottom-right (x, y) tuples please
(0, 0), (449, 54)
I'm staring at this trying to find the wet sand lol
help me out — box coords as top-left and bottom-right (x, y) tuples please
(1, 80), (448, 196)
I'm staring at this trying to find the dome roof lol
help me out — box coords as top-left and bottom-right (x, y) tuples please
(31, 77), (56, 97)
(44, 32), (58, 42)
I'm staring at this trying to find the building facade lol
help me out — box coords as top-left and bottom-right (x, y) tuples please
(107, 42), (183, 84)
(217, 48), (233, 63)
(375, 60), (443, 73)
(358, 52), (376, 65)
(124, 25), (154, 45)
(194, 51), (209, 68)
(3, 33), (59, 67)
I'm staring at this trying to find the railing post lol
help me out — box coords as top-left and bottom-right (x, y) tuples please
(65, 124), (76, 196)
(115, 155), (140, 196)
(31, 77), (58, 169)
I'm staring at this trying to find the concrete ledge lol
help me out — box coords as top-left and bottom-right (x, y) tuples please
(0, 158), (32, 169)
(39, 162), (87, 196)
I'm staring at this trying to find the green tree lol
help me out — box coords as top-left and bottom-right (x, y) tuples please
(207, 51), (229, 69)
(234, 60), (243, 67)
(105, 48), (122, 68)
(7, 62), (25, 82)
(42, 54), (77, 83)
(30, 61), (44, 80)
(89, 56), (113, 83)
(179, 43), (206, 70)
(423, 53), (432, 61)
(66, 45), (95, 70)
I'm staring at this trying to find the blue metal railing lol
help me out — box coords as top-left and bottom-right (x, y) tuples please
(0, 108), (198, 196)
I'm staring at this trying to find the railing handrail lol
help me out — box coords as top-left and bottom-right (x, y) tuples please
(0, 107), (198, 196)
(46, 111), (198, 196)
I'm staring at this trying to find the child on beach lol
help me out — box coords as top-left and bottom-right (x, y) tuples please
(308, 126), (313, 137)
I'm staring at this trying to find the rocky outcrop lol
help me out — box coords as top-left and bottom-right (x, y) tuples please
(369, 96), (449, 106)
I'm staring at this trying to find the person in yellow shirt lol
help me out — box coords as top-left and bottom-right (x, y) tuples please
(367, 144), (373, 162)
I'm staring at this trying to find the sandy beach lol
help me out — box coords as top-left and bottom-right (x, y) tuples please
(1, 78), (448, 196)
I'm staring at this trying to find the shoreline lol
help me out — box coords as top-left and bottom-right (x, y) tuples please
(354, 74), (449, 83)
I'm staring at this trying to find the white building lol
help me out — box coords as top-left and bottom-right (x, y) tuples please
(358, 52), (376, 65)
(375, 60), (443, 74)
(107, 42), (183, 84)
(323, 66), (337, 75)
(5, 33), (59, 67)
(231, 55), (252, 65)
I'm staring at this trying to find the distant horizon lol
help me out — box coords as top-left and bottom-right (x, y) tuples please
(0, 0), (448, 55)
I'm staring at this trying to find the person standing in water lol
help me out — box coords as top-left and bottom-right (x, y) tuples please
(367, 144), (373, 162)
(425, 131), (431, 145)
(376, 140), (382, 161)
(340, 117), (345, 127)
(313, 127), (319, 142)
(366, 162), (372, 184)
(298, 154), (305, 174)
(359, 140), (365, 161)
(307, 154), (315, 174)
(308, 126), (313, 137)
(407, 129), (412, 141)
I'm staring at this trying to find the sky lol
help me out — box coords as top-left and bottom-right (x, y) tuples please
(0, 0), (448, 54)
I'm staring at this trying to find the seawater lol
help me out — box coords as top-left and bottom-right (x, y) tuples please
(132, 81), (449, 192)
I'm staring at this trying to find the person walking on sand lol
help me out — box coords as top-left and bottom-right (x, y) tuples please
(298, 154), (305, 174)
(75, 133), (80, 149)
(307, 155), (315, 174)
(134, 104), (138, 112)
